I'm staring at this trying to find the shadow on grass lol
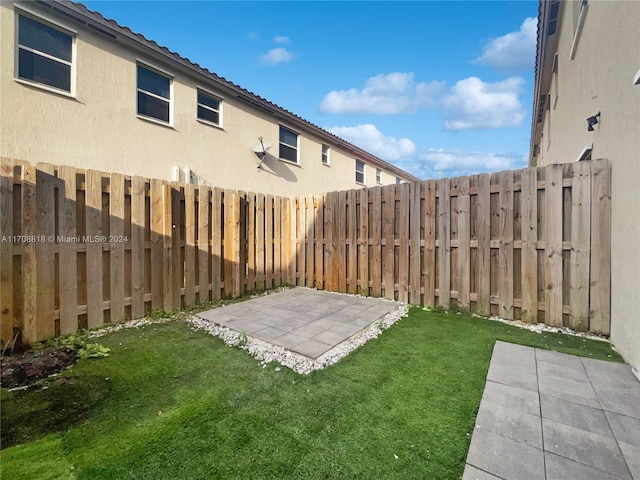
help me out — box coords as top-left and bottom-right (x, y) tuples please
(1, 374), (113, 449)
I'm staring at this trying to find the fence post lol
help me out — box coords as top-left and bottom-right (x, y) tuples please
(1, 159), (14, 346)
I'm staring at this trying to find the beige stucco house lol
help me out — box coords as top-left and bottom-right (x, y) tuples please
(0, 0), (418, 195)
(530, 0), (640, 373)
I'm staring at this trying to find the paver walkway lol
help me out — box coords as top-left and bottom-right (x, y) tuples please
(464, 341), (640, 480)
(195, 288), (400, 359)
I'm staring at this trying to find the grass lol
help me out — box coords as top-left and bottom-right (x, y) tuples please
(1, 307), (622, 480)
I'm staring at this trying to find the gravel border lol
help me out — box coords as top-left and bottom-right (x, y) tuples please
(188, 300), (409, 375)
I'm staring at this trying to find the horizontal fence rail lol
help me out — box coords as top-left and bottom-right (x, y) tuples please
(0, 158), (611, 348)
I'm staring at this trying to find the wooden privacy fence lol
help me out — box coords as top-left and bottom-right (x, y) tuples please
(291, 160), (611, 333)
(0, 159), (611, 347)
(0, 160), (294, 347)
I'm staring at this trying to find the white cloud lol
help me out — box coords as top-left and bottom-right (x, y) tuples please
(273, 35), (290, 44)
(260, 48), (293, 66)
(247, 31), (260, 40)
(327, 124), (416, 161)
(473, 17), (537, 73)
(441, 76), (525, 131)
(319, 73), (445, 114)
(395, 148), (527, 179)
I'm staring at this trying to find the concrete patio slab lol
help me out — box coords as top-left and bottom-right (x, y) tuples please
(465, 341), (640, 480)
(193, 287), (402, 361)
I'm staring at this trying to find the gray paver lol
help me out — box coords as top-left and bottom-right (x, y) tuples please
(475, 400), (542, 448)
(481, 380), (540, 416)
(540, 393), (614, 438)
(462, 464), (503, 480)
(486, 361), (539, 392)
(293, 339), (333, 358)
(466, 428), (545, 480)
(466, 341), (640, 480)
(253, 326), (287, 342)
(545, 452), (627, 480)
(272, 332), (307, 349)
(620, 442), (640, 480)
(538, 372), (601, 408)
(542, 418), (632, 479)
(606, 411), (640, 447)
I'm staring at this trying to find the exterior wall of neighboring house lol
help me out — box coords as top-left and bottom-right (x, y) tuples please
(0, 2), (415, 195)
(531, 0), (640, 372)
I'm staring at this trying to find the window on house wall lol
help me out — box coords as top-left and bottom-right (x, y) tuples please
(322, 144), (330, 165)
(279, 126), (299, 164)
(376, 168), (382, 184)
(355, 160), (365, 184)
(396, 177), (402, 184)
(16, 13), (74, 93)
(137, 63), (172, 124)
(197, 89), (222, 126)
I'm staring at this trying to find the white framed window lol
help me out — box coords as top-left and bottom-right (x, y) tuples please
(322, 144), (330, 166)
(396, 177), (402, 185)
(197, 88), (222, 127)
(355, 160), (365, 184)
(376, 168), (382, 184)
(279, 126), (299, 164)
(137, 63), (172, 124)
(15, 11), (75, 94)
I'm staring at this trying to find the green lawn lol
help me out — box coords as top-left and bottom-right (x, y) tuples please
(1, 307), (621, 480)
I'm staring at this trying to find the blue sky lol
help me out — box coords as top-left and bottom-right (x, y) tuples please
(86, 1), (539, 180)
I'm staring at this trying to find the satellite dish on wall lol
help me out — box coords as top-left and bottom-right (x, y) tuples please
(252, 137), (271, 170)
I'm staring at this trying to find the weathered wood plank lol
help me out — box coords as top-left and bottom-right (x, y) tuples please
(86, 170), (104, 327)
(170, 183), (182, 308)
(476, 174), (491, 315)
(398, 183), (410, 303)
(255, 193), (265, 290)
(34, 163), (56, 339)
(324, 192), (335, 291)
(130, 176), (146, 316)
(109, 173), (126, 322)
(589, 159), (611, 334)
(305, 195), (315, 288)
(336, 191), (347, 293)
(150, 179), (164, 311)
(358, 188), (369, 296)
(314, 194), (324, 289)
(346, 189), (357, 294)
(457, 176), (471, 309)
(265, 194), (274, 289)
(246, 193), (256, 292)
(423, 181), (436, 306)
(498, 171), (514, 320)
(297, 196), (306, 287)
(0, 160), (14, 345)
(184, 184), (196, 306)
(544, 164), (563, 326)
(437, 178), (451, 308)
(162, 184), (174, 312)
(211, 188), (222, 300)
(21, 166), (38, 344)
(370, 186), (382, 297)
(408, 182), (421, 304)
(520, 168), (538, 323)
(568, 161), (591, 330)
(383, 185), (395, 300)
(274, 195), (282, 287)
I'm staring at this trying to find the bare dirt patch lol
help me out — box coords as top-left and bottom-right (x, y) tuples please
(1, 347), (78, 389)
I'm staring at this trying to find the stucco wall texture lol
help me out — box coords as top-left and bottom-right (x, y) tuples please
(536, 1), (640, 372)
(0, 2), (405, 196)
